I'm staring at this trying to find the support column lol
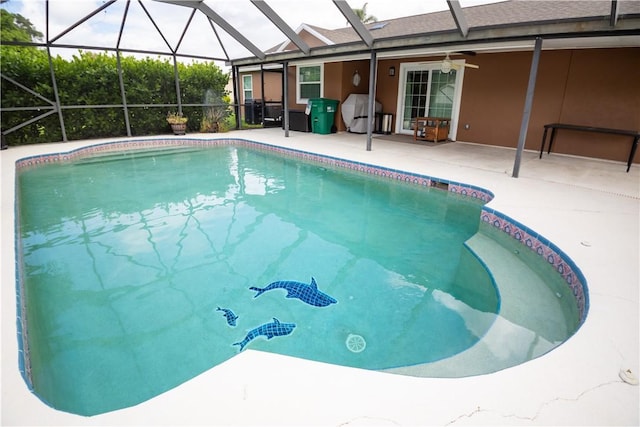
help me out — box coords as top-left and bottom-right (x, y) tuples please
(260, 64), (266, 127)
(366, 51), (377, 151)
(172, 55), (182, 113)
(512, 37), (543, 178)
(283, 61), (289, 137)
(47, 47), (67, 142)
(232, 65), (241, 130)
(45, 0), (66, 141)
(116, 51), (131, 136)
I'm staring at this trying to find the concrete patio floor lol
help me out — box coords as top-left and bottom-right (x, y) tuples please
(2, 128), (638, 425)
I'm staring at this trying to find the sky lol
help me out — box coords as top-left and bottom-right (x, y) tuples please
(1, 0), (504, 63)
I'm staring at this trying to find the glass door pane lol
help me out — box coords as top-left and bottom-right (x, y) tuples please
(401, 70), (430, 132)
(428, 70), (457, 118)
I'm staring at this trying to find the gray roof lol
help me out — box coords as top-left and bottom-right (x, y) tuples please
(333, 0), (638, 42)
(263, 0), (640, 56)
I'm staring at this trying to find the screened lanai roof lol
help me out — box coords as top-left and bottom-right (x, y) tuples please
(266, 1), (640, 51)
(239, 0), (640, 66)
(2, 0), (639, 66)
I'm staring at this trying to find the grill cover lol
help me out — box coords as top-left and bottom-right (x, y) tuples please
(341, 94), (382, 133)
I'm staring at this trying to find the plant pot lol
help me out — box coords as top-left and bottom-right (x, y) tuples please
(170, 123), (187, 135)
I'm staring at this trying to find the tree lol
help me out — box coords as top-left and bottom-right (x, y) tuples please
(0, 9), (43, 43)
(352, 3), (377, 24)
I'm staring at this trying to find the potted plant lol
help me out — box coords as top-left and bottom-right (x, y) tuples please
(166, 111), (188, 135)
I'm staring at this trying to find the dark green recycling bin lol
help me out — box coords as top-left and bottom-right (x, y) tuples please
(309, 98), (339, 134)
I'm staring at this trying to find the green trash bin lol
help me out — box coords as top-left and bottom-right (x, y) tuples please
(309, 98), (339, 135)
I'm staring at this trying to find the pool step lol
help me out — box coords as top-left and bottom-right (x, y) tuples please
(385, 231), (574, 378)
(72, 146), (203, 165)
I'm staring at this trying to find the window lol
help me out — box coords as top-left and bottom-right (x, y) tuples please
(242, 75), (253, 101)
(297, 64), (323, 103)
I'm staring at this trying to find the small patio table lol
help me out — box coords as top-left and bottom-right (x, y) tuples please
(539, 123), (639, 172)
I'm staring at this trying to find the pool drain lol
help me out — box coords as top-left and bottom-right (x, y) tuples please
(346, 334), (366, 353)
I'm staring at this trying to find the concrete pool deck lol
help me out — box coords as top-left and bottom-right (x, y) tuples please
(1, 128), (638, 425)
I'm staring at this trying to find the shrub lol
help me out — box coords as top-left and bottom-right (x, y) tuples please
(1, 48), (230, 145)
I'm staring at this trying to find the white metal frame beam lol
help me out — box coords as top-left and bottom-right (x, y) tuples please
(610, 0), (620, 26)
(251, 0), (310, 54)
(332, 0), (374, 48)
(447, 0), (469, 38)
(196, 2), (266, 59)
(154, 0), (266, 59)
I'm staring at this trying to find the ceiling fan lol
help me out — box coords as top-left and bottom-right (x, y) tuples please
(440, 53), (479, 73)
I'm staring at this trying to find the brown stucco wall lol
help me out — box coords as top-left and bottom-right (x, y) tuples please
(239, 71), (282, 105)
(376, 59), (402, 130)
(456, 51), (536, 148)
(326, 60), (371, 132)
(285, 60), (370, 132)
(457, 48), (639, 163)
(275, 47), (639, 163)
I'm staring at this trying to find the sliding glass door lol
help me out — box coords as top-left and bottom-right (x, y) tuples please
(396, 62), (463, 138)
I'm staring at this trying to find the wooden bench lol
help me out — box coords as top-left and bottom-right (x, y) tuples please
(413, 117), (450, 142)
(539, 123), (639, 172)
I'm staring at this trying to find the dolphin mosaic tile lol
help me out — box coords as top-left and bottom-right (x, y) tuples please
(233, 318), (296, 352)
(217, 307), (238, 327)
(250, 277), (338, 307)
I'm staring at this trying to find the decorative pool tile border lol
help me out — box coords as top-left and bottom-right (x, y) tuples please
(13, 180), (33, 391)
(480, 206), (589, 322)
(15, 137), (496, 202)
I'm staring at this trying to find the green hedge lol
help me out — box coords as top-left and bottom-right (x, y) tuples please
(0, 47), (230, 146)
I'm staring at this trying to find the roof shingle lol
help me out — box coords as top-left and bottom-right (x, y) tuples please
(272, 0), (640, 52)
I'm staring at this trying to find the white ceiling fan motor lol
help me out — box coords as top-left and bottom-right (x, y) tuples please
(441, 54), (453, 73)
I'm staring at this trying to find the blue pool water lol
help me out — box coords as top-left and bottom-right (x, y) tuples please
(15, 142), (575, 416)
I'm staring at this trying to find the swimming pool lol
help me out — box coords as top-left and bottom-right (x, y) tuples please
(14, 138), (588, 416)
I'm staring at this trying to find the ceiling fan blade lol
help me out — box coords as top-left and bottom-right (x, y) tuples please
(464, 63), (480, 69)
